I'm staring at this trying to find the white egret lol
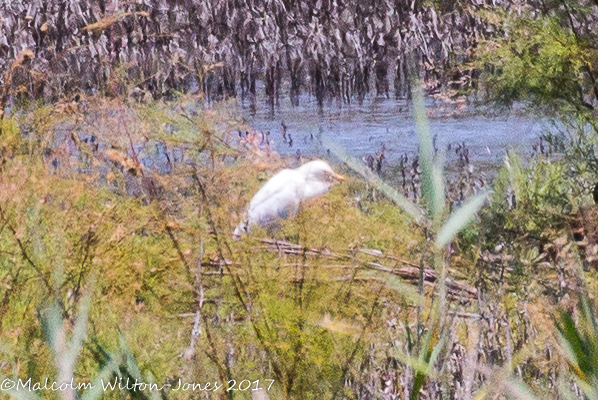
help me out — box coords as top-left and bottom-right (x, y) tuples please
(233, 160), (346, 238)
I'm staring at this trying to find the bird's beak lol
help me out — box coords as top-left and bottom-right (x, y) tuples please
(331, 172), (346, 181)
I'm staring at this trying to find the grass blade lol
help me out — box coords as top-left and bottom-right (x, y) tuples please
(40, 302), (62, 354)
(0, 374), (41, 400)
(118, 331), (161, 400)
(79, 358), (121, 400)
(503, 378), (541, 400)
(409, 322), (447, 400)
(65, 282), (93, 375)
(556, 293), (598, 400)
(324, 140), (423, 222)
(435, 190), (490, 248)
(411, 81), (444, 220)
(358, 270), (423, 305)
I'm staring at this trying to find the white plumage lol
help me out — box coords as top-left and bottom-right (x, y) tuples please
(234, 160), (345, 238)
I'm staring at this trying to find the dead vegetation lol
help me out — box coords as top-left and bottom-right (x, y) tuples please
(0, 0), (514, 105)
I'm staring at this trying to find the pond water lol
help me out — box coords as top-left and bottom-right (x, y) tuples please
(240, 94), (550, 167)
(32, 90), (553, 184)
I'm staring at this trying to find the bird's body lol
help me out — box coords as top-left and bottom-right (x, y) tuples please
(234, 160), (345, 237)
(246, 169), (304, 224)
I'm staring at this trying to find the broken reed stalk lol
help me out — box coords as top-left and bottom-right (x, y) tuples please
(258, 239), (478, 300)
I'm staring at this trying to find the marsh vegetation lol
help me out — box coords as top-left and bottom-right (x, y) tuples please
(3, 1), (598, 400)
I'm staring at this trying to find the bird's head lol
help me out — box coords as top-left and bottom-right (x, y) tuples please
(298, 160), (346, 183)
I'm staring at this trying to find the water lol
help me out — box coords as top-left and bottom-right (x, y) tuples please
(240, 95), (549, 167)
(40, 92), (551, 182)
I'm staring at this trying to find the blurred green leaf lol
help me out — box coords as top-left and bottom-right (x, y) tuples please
(0, 375), (41, 400)
(502, 378), (541, 400)
(393, 348), (436, 378)
(65, 280), (93, 371)
(324, 140), (423, 222)
(40, 302), (63, 355)
(118, 331), (162, 400)
(358, 270), (423, 305)
(435, 190), (490, 248)
(556, 293), (598, 400)
(80, 361), (120, 400)
(411, 82), (444, 221)
(409, 320), (448, 400)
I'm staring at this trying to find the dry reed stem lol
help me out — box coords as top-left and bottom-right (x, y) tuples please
(260, 239), (478, 299)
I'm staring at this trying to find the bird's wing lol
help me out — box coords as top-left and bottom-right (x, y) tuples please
(246, 170), (305, 225)
(247, 169), (301, 208)
(302, 180), (332, 199)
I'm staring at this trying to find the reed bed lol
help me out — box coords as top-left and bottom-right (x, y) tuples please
(0, 0), (522, 106)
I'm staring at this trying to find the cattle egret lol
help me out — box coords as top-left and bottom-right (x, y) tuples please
(233, 160), (346, 238)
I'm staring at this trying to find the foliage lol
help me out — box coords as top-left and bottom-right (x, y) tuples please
(487, 152), (572, 241)
(475, 2), (598, 118)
